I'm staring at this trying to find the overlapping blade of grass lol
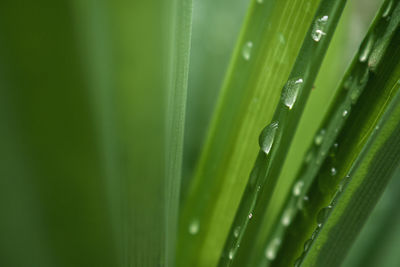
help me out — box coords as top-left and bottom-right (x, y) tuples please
(164, 0), (193, 265)
(178, 1), (324, 266)
(258, 1), (400, 266)
(301, 81), (400, 267)
(342, 167), (400, 267)
(182, 0), (248, 201)
(218, 1), (347, 266)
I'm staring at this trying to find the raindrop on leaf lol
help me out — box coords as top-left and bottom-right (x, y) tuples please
(282, 78), (304, 109)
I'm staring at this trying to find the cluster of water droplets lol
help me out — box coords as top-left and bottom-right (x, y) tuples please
(311, 15), (328, 42)
(281, 78), (304, 110)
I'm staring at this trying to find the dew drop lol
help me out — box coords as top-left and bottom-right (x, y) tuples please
(317, 206), (332, 225)
(228, 248), (234, 260)
(330, 167), (337, 176)
(259, 121), (279, 155)
(342, 109), (348, 117)
(294, 257), (302, 267)
(242, 41), (253, 61)
(189, 219), (200, 235)
(343, 75), (353, 89)
(265, 238), (281, 260)
(304, 239), (312, 252)
(359, 35), (375, 62)
(333, 142), (339, 149)
(314, 129), (326, 146)
(350, 89), (361, 103)
(281, 209), (293, 227)
(297, 195), (309, 210)
(234, 226), (241, 238)
(293, 180), (304, 196)
(256, 0), (264, 4)
(282, 78), (304, 109)
(311, 16), (328, 42)
(311, 230), (318, 240)
(382, 0), (393, 18)
(248, 213), (253, 219)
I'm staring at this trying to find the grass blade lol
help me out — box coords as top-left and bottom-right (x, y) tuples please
(342, 167), (400, 267)
(301, 80), (400, 267)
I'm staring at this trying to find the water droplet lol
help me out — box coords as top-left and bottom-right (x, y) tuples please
(297, 195), (309, 210)
(330, 167), (337, 176)
(282, 78), (304, 109)
(304, 239), (312, 252)
(359, 35), (375, 62)
(342, 109), (348, 117)
(259, 121), (279, 155)
(317, 206), (332, 225)
(311, 16), (328, 42)
(350, 89), (361, 103)
(189, 219), (200, 235)
(294, 257), (302, 267)
(293, 180), (304, 196)
(314, 129), (326, 146)
(248, 213), (253, 219)
(228, 248), (234, 260)
(333, 142), (339, 149)
(382, 0), (393, 18)
(234, 226), (241, 238)
(265, 238), (281, 260)
(281, 209), (293, 226)
(256, 0), (264, 4)
(311, 230), (318, 240)
(242, 41), (253, 61)
(343, 75), (353, 89)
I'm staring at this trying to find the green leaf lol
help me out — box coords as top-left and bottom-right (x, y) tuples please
(302, 79), (400, 267)
(342, 166), (400, 267)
